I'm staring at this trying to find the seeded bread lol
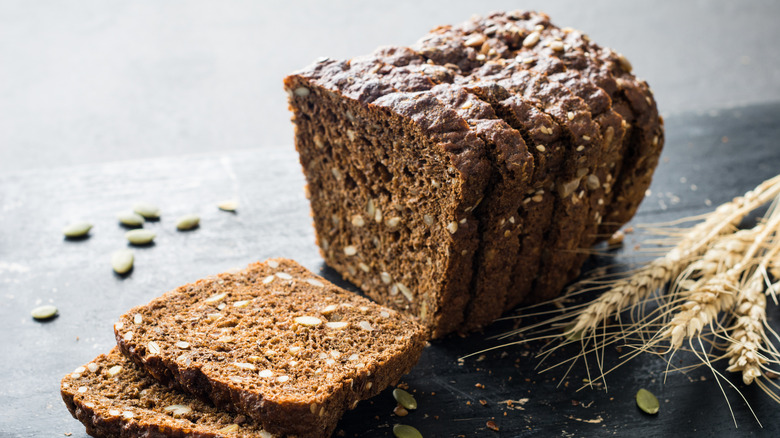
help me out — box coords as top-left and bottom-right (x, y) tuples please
(346, 46), (535, 331)
(61, 348), (273, 438)
(285, 11), (661, 334)
(285, 58), (492, 337)
(113, 258), (427, 438)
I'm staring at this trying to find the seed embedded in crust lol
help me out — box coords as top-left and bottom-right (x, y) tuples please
(523, 31), (540, 47)
(464, 33), (487, 47)
(396, 283), (413, 302)
(293, 87), (310, 97)
(147, 341), (161, 355)
(217, 424), (239, 433)
(164, 404), (192, 416)
(233, 362), (257, 371)
(77, 386), (88, 393)
(175, 341), (190, 349)
(277, 375), (290, 383)
(305, 278), (325, 287)
(325, 321), (349, 329)
(586, 174), (600, 190)
(205, 293), (227, 303)
(262, 275), (275, 284)
(123, 332), (133, 341)
(294, 316), (323, 326)
(385, 217), (402, 228)
(87, 363), (98, 373)
(259, 370), (274, 378)
(275, 272), (293, 280)
(359, 321), (374, 331)
(344, 246), (358, 256)
(423, 214), (434, 226)
(233, 300), (250, 308)
(380, 272), (392, 284)
(351, 215), (365, 227)
(107, 365), (122, 377)
(550, 40), (565, 51)
(133, 313), (143, 324)
(359, 262), (370, 273)
(447, 222), (458, 234)
(536, 145), (546, 152)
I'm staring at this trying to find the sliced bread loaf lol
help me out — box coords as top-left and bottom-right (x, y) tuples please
(61, 348), (273, 438)
(285, 58), (492, 337)
(113, 258), (427, 438)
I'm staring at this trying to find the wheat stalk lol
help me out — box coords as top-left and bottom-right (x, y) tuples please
(563, 175), (780, 338)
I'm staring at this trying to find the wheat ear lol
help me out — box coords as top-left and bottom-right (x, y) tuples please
(661, 210), (780, 350)
(725, 270), (768, 384)
(565, 175), (780, 337)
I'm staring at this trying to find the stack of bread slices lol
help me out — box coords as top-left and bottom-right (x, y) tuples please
(61, 259), (427, 437)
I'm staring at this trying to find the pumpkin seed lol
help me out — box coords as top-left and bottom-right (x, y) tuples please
(125, 229), (156, 245)
(111, 249), (134, 274)
(393, 424), (422, 438)
(635, 388), (659, 414)
(31, 304), (58, 320)
(217, 200), (239, 212)
(176, 214), (200, 231)
(133, 202), (160, 219)
(63, 222), (92, 238)
(117, 211), (145, 227)
(392, 388), (417, 410)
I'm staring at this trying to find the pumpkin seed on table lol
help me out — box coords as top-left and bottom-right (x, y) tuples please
(63, 222), (92, 238)
(133, 202), (160, 219)
(125, 229), (156, 245)
(392, 388), (417, 410)
(393, 424), (422, 438)
(31, 304), (58, 320)
(176, 214), (200, 231)
(217, 200), (239, 212)
(636, 388), (659, 414)
(111, 249), (134, 274)
(117, 211), (145, 227)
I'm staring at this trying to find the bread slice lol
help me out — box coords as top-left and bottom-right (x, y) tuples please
(113, 258), (427, 438)
(61, 348), (273, 438)
(285, 58), (492, 337)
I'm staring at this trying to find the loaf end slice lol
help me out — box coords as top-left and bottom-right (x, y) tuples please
(61, 348), (274, 438)
(113, 258), (427, 438)
(285, 60), (491, 337)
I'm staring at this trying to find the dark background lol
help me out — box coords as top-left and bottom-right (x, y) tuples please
(2, 2), (780, 437)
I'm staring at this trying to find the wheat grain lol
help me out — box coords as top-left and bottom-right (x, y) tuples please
(725, 271), (767, 385)
(662, 268), (740, 349)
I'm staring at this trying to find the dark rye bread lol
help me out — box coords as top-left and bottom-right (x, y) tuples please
(285, 11), (661, 333)
(61, 349), (273, 438)
(410, 30), (612, 308)
(313, 45), (601, 326)
(346, 47), (535, 331)
(113, 259), (427, 438)
(412, 12), (664, 304)
(285, 57), (493, 337)
(428, 10), (663, 237)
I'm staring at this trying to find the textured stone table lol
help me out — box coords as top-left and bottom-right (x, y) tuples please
(2, 103), (780, 437)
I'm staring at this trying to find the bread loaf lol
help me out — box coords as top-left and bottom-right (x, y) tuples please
(285, 10), (663, 336)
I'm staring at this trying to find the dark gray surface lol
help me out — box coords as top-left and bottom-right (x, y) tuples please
(1, 103), (780, 437)
(2, 0), (780, 173)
